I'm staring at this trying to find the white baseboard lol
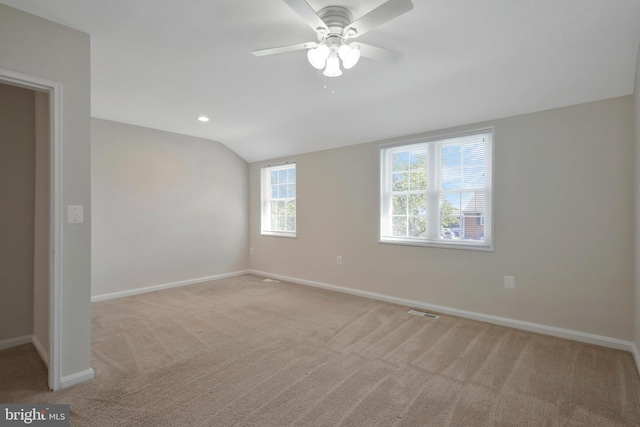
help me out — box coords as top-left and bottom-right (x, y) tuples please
(91, 270), (250, 302)
(61, 368), (95, 389)
(248, 270), (636, 354)
(0, 335), (32, 351)
(31, 334), (49, 368)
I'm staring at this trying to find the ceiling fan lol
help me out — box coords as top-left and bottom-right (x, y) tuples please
(252, 0), (414, 77)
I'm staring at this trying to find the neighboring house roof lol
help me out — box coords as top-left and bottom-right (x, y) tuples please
(463, 192), (485, 214)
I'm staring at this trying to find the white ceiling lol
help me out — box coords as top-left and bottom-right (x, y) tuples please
(3, 0), (640, 162)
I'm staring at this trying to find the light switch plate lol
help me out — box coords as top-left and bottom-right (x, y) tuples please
(67, 205), (83, 224)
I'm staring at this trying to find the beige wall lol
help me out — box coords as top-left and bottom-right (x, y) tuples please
(250, 96), (634, 340)
(91, 119), (249, 297)
(0, 83), (35, 343)
(0, 4), (92, 382)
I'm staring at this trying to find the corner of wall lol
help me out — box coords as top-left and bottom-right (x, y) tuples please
(633, 40), (640, 376)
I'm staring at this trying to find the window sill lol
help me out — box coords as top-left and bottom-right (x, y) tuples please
(261, 231), (297, 238)
(379, 238), (493, 252)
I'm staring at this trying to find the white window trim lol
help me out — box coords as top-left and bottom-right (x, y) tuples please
(379, 128), (494, 251)
(260, 162), (297, 238)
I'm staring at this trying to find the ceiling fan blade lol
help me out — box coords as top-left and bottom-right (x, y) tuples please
(344, 0), (413, 38)
(252, 41), (318, 57)
(283, 0), (328, 34)
(355, 43), (403, 63)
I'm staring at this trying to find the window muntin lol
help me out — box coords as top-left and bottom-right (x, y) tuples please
(261, 163), (296, 237)
(381, 130), (492, 249)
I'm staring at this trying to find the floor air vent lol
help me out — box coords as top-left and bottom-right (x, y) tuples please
(408, 309), (439, 319)
(262, 278), (280, 283)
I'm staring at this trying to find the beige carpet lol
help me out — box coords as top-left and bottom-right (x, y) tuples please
(1, 274), (640, 426)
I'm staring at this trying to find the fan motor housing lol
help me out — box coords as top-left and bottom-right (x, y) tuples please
(318, 6), (353, 34)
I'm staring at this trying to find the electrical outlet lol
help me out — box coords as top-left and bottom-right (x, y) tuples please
(337, 256), (342, 265)
(504, 276), (515, 289)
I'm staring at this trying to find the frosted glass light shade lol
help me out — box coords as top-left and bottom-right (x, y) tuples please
(338, 44), (351, 61)
(323, 56), (342, 77)
(341, 44), (360, 69)
(307, 45), (330, 69)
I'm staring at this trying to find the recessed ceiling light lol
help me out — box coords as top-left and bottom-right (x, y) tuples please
(197, 116), (210, 122)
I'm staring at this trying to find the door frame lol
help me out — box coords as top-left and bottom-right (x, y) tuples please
(0, 67), (63, 391)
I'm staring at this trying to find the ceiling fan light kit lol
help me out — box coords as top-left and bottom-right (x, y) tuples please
(307, 31), (359, 76)
(307, 44), (329, 69)
(323, 55), (342, 77)
(253, 0), (413, 77)
(338, 43), (360, 69)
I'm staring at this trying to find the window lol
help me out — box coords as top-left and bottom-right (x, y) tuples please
(380, 130), (492, 249)
(261, 163), (296, 237)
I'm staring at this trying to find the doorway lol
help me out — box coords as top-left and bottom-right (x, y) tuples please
(0, 69), (62, 391)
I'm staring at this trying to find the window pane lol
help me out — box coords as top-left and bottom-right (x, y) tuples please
(408, 194), (426, 216)
(286, 216), (295, 231)
(392, 172), (408, 191)
(442, 145), (461, 167)
(278, 169), (287, 183)
(287, 167), (296, 183)
(440, 197), (461, 224)
(271, 170), (279, 184)
(463, 192), (485, 214)
(409, 171), (426, 191)
(442, 193), (463, 211)
(440, 196), (462, 238)
(271, 200), (279, 215)
(270, 215), (277, 230)
(277, 215), (285, 231)
(408, 216), (426, 238)
(463, 142), (484, 166)
(276, 200), (286, 214)
(443, 192), (485, 241)
(271, 184), (278, 198)
(410, 150), (426, 170)
(463, 166), (484, 188)
(393, 152), (410, 171)
(285, 200), (296, 216)
(392, 195), (407, 216)
(442, 167), (462, 190)
(287, 184), (296, 198)
(392, 216), (407, 236)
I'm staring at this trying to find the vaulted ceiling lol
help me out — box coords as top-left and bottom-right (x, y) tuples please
(3, 0), (640, 162)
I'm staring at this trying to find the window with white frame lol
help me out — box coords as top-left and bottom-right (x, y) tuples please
(380, 130), (492, 249)
(261, 163), (296, 237)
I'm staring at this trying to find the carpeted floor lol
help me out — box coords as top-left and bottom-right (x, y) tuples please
(1, 274), (640, 426)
